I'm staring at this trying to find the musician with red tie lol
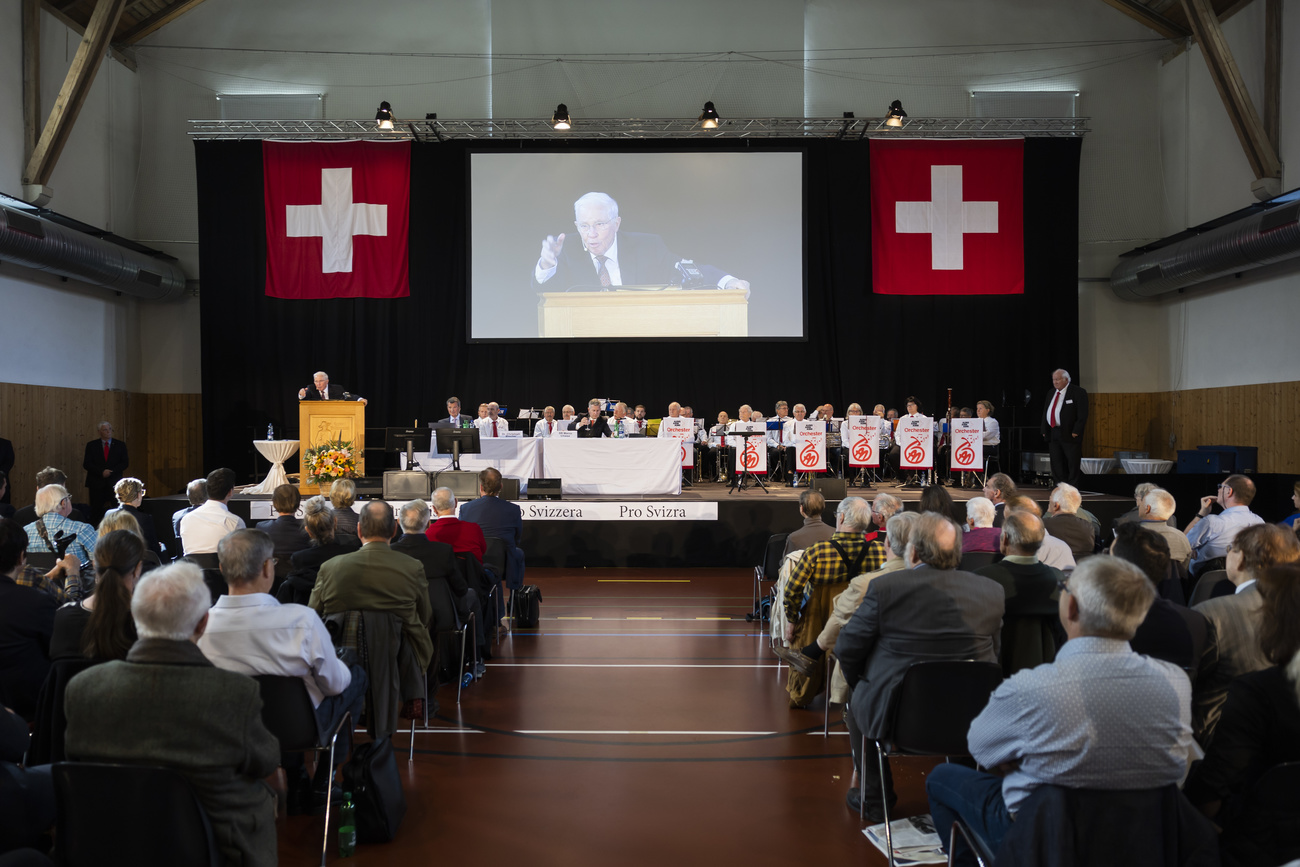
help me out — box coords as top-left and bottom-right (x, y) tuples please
(532, 406), (560, 438)
(476, 402), (511, 438)
(1041, 369), (1088, 486)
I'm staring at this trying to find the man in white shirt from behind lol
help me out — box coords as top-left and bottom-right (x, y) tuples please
(179, 467), (246, 556)
(1006, 494), (1076, 573)
(200, 528), (366, 811)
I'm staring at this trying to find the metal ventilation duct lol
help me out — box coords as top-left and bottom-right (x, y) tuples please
(1110, 200), (1300, 300)
(0, 205), (187, 301)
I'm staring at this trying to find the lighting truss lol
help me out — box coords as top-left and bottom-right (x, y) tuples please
(187, 116), (1089, 141)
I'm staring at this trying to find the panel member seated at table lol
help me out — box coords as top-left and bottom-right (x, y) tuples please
(533, 406), (561, 438)
(608, 402), (633, 437)
(441, 396), (472, 428)
(476, 402), (511, 438)
(628, 405), (651, 436)
(575, 400), (612, 438)
(559, 405), (577, 430)
(296, 371), (367, 406)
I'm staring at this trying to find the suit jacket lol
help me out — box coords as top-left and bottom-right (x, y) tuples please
(0, 578), (57, 719)
(1131, 598), (1208, 670)
(1193, 583), (1267, 746)
(64, 638), (279, 867)
(310, 541), (434, 670)
(1044, 513), (1097, 560)
(391, 534), (464, 633)
(459, 495), (522, 547)
(835, 565), (1005, 739)
(575, 416), (613, 438)
(82, 438), (128, 489)
(255, 515), (312, 578)
(299, 383), (362, 401)
(1040, 382), (1088, 438)
(784, 515), (836, 558)
(426, 516), (487, 562)
(978, 557), (1065, 675)
(532, 230), (725, 290)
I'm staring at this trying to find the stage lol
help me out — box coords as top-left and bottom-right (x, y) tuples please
(141, 477), (1145, 568)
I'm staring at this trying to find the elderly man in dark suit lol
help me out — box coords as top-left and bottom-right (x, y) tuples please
(459, 468), (525, 623)
(295, 370), (367, 406)
(977, 511), (1066, 676)
(835, 512), (1005, 821)
(64, 561), (280, 867)
(1040, 369), (1088, 486)
(82, 421), (128, 521)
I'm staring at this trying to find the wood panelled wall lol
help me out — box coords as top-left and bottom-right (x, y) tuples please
(0, 382), (202, 509)
(1086, 381), (1300, 474)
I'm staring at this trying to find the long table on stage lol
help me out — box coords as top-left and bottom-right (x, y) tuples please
(401, 436), (682, 497)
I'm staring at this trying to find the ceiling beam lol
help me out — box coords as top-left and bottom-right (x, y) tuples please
(23, 0), (40, 163)
(1179, 0), (1280, 179)
(114, 0), (209, 45)
(1263, 0), (1280, 155)
(24, 0), (129, 187)
(39, 1), (136, 70)
(1098, 0), (1190, 40)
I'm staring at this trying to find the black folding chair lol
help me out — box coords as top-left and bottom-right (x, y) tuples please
(753, 532), (789, 618)
(253, 676), (352, 867)
(1188, 569), (1229, 607)
(958, 551), (999, 572)
(53, 762), (220, 867)
(862, 660), (1003, 867)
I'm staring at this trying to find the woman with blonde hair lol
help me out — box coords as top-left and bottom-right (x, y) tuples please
(111, 476), (160, 557)
(98, 509), (161, 571)
(328, 478), (358, 539)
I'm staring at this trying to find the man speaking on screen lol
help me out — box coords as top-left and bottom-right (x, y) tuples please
(532, 192), (750, 295)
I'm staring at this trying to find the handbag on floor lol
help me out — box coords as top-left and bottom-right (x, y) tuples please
(341, 736), (407, 843)
(513, 584), (543, 628)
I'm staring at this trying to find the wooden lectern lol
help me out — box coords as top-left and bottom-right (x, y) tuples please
(298, 401), (365, 495)
(537, 288), (748, 338)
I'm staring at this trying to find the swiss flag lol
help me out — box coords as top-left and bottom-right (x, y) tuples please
(870, 139), (1023, 296)
(263, 140), (410, 299)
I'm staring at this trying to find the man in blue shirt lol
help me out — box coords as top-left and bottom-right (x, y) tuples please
(926, 555), (1194, 863)
(1183, 474), (1262, 576)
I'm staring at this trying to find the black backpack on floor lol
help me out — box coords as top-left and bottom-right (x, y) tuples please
(341, 736), (407, 843)
(513, 585), (543, 628)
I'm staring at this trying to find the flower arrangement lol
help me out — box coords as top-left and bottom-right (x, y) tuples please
(303, 436), (358, 485)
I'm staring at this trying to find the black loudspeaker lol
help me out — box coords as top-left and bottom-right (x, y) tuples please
(501, 477), (521, 501)
(527, 478), (562, 500)
(382, 471), (430, 500)
(812, 478), (848, 500)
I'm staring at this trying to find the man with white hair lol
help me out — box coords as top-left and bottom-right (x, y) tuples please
(296, 370), (366, 406)
(24, 484), (97, 563)
(392, 499), (485, 665)
(533, 191), (749, 293)
(982, 472), (1017, 528)
(962, 496), (1001, 553)
(533, 405), (560, 438)
(426, 486), (487, 562)
(1137, 488), (1193, 567)
(1006, 495), (1075, 572)
(1040, 368), (1088, 486)
(926, 555), (1193, 862)
(836, 512), (1005, 820)
(65, 562), (280, 867)
(1043, 483), (1097, 561)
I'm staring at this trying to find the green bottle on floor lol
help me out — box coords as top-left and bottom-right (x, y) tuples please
(338, 792), (356, 857)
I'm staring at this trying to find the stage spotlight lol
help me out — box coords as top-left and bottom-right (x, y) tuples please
(884, 100), (907, 128)
(375, 101), (395, 131)
(551, 103), (571, 130)
(698, 101), (720, 129)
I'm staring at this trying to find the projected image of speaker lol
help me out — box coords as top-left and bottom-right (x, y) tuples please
(812, 478), (847, 501)
(527, 478), (562, 500)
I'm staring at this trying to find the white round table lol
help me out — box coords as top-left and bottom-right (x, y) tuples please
(1080, 458), (1118, 475)
(246, 440), (299, 494)
(1120, 458), (1174, 475)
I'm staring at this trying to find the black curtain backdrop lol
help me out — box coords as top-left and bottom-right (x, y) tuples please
(195, 138), (1081, 479)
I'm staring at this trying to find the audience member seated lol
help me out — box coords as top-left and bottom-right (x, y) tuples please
(178, 467), (245, 556)
(1192, 523), (1300, 747)
(962, 497), (1001, 554)
(1043, 483), (1097, 561)
(459, 468), (526, 616)
(976, 512), (1065, 675)
(0, 472), (11, 522)
(982, 472), (1017, 528)
(12, 468), (90, 529)
(1184, 564), (1300, 866)
(868, 493), (903, 544)
(96, 509), (161, 571)
(200, 528), (366, 816)
(24, 485), (96, 564)
(1113, 523), (1207, 671)
(793, 513), (918, 705)
(836, 512), (1005, 820)
(49, 530), (141, 662)
(782, 490), (834, 557)
(426, 487), (488, 562)
(918, 484), (959, 523)
(309, 502), (434, 677)
(391, 499), (485, 669)
(255, 484), (311, 583)
(1005, 495), (1075, 572)
(926, 555), (1194, 863)
(172, 477), (207, 541)
(1185, 474), (1263, 577)
(280, 497), (356, 605)
(1134, 487), (1193, 569)
(0, 520), (61, 720)
(1112, 481), (1176, 535)
(0, 704), (55, 853)
(1281, 480), (1300, 530)
(65, 561), (279, 867)
(111, 477), (160, 557)
(328, 479), (359, 539)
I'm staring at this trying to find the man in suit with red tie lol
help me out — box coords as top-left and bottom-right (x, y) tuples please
(83, 421), (129, 521)
(1041, 369), (1088, 487)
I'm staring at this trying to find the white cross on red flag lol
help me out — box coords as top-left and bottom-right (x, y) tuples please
(870, 139), (1023, 296)
(263, 141), (411, 299)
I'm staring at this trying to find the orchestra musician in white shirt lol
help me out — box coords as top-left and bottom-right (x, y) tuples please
(628, 404), (650, 436)
(782, 403), (808, 486)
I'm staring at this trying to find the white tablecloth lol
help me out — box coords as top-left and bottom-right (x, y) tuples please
(1080, 458), (1118, 475)
(542, 438), (683, 496)
(1121, 458), (1174, 475)
(401, 438), (543, 486)
(246, 440), (299, 494)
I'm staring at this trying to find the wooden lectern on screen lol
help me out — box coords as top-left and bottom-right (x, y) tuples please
(537, 288), (748, 338)
(298, 401), (365, 495)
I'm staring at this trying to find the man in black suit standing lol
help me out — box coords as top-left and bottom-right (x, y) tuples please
(1041, 368), (1088, 486)
(296, 371), (367, 406)
(83, 421), (129, 521)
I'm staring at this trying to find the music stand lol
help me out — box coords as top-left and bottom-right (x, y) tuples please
(432, 424), (481, 471)
(726, 429), (771, 495)
(385, 427), (432, 470)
